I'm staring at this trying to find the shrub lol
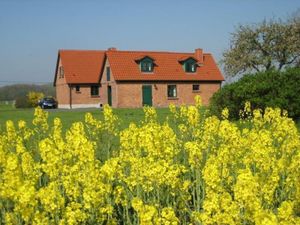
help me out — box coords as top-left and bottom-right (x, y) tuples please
(14, 95), (31, 108)
(209, 68), (300, 119)
(27, 91), (44, 107)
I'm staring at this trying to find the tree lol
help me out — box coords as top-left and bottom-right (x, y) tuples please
(209, 68), (300, 120)
(223, 13), (300, 76)
(0, 83), (55, 101)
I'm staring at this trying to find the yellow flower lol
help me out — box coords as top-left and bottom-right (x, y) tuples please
(221, 107), (229, 120)
(0, 101), (299, 224)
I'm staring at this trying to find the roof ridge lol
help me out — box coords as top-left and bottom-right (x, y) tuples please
(107, 50), (213, 55)
(59, 49), (105, 52)
(59, 49), (212, 55)
(107, 50), (196, 54)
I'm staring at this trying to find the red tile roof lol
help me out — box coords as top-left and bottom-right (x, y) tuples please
(57, 50), (106, 84)
(178, 56), (198, 63)
(107, 50), (224, 81)
(55, 49), (224, 84)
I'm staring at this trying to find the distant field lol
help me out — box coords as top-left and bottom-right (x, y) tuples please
(0, 102), (171, 131)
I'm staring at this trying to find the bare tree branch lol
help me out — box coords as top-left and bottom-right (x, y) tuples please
(222, 11), (300, 76)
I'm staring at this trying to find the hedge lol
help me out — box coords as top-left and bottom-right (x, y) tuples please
(209, 68), (300, 119)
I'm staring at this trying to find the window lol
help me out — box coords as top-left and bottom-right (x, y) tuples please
(106, 67), (110, 81)
(75, 85), (80, 92)
(140, 58), (153, 72)
(184, 59), (197, 73)
(59, 66), (64, 78)
(192, 84), (200, 92)
(91, 85), (99, 96)
(167, 85), (177, 98)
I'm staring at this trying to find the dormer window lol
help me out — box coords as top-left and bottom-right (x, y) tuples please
(184, 58), (197, 73)
(140, 57), (154, 72)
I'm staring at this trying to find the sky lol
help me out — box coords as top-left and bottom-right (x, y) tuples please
(0, 0), (299, 85)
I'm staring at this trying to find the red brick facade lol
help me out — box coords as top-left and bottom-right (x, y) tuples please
(101, 81), (221, 108)
(54, 48), (224, 108)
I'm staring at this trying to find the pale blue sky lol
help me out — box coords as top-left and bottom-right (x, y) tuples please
(0, 0), (299, 84)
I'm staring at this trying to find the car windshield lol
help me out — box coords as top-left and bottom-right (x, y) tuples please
(44, 98), (55, 103)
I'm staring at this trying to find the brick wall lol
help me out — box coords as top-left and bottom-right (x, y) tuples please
(56, 83), (70, 106)
(117, 83), (141, 107)
(55, 58), (70, 107)
(100, 59), (118, 107)
(116, 81), (221, 108)
(69, 85), (101, 106)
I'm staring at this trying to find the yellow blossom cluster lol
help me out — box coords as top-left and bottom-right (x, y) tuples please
(0, 97), (300, 224)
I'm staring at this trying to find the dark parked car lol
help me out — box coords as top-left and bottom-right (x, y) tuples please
(38, 97), (58, 109)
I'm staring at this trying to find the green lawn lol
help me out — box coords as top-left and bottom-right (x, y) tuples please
(0, 103), (171, 131)
(1, 102), (299, 132)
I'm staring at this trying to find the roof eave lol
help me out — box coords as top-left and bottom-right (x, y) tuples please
(53, 51), (60, 87)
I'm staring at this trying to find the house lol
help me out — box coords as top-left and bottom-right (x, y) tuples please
(54, 48), (224, 108)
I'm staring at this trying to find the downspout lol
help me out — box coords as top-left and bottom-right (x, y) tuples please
(69, 84), (72, 109)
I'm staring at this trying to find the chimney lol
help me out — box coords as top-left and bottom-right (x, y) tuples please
(195, 48), (203, 65)
(108, 47), (117, 51)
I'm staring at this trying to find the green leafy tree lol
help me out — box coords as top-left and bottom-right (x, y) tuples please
(0, 84), (55, 101)
(223, 13), (300, 76)
(209, 68), (300, 119)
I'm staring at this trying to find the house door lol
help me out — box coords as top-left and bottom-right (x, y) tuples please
(107, 86), (112, 106)
(142, 85), (152, 106)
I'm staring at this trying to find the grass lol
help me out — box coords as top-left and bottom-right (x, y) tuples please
(1, 102), (300, 131)
(0, 102), (171, 131)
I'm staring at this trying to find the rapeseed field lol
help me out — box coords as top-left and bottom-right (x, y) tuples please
(0, 97), (299, 224)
